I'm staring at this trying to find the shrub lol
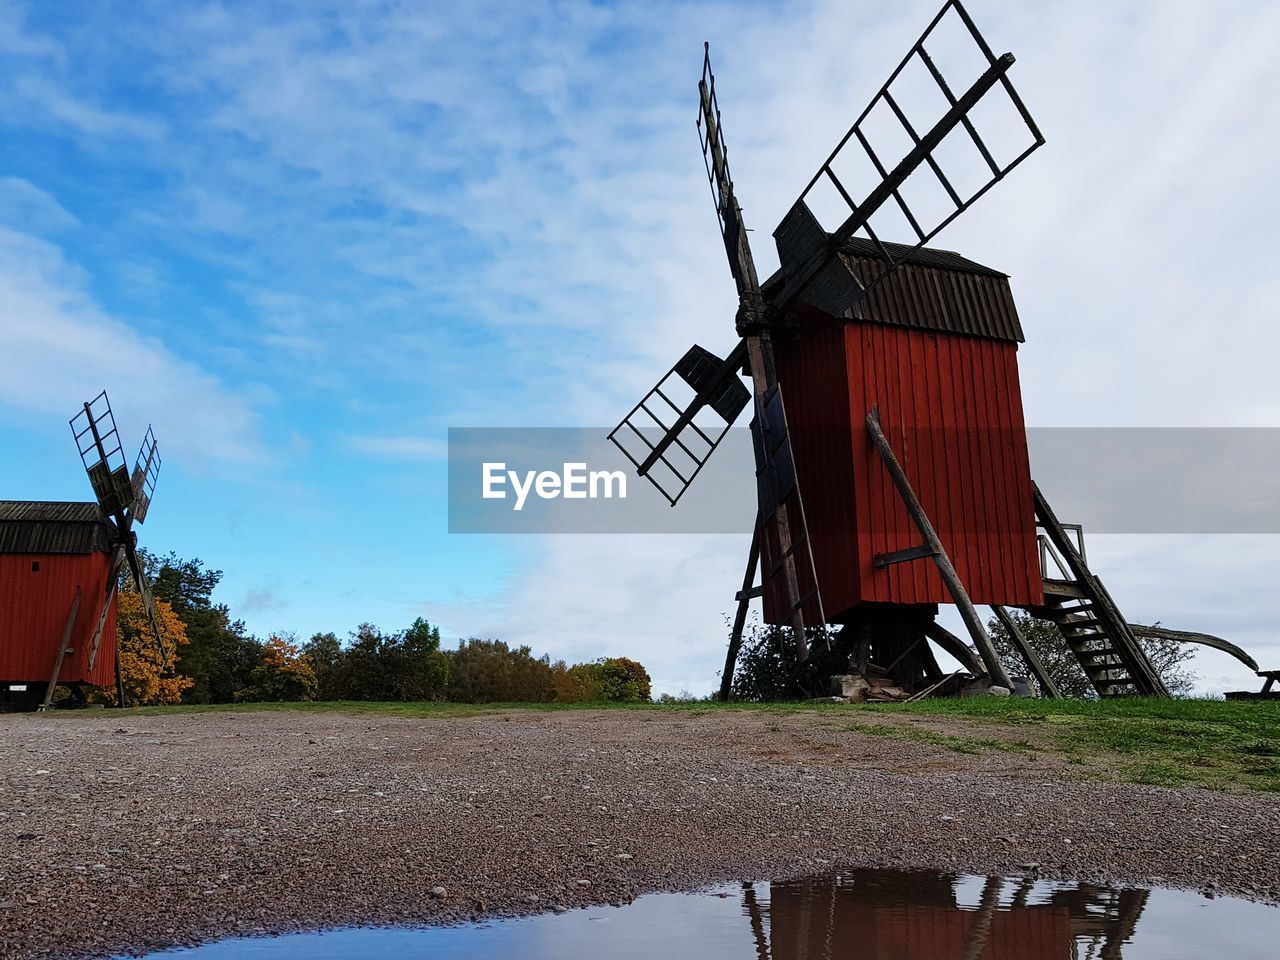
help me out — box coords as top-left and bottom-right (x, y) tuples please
(730, 623), (806, 702)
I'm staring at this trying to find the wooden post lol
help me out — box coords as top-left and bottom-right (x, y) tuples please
(86, 545), (126, 673)
(114, 649), (126, 708)
(993, 605), (1062, 698)
(959, 876), (1004, 960)
(719, 524), (761, 701)
(39, 588), (82, 712)
(866, 408), (1013, 690)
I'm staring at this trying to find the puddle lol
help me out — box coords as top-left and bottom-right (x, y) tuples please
(140, 868), (1279, 958)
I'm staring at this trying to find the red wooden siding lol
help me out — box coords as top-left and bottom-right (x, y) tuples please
(766, 316), (1041, 623)
(770, 895), (1074, 960)
(847, 322), (1040, 608)
(0, 553), (117, 687)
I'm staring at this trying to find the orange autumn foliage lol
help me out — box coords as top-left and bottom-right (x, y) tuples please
(110, 590), (194, 705)
(237, 635), (318, 702)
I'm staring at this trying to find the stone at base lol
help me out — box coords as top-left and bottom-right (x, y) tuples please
(829, 674), (871, 701)
(959, 679), (1011, 697)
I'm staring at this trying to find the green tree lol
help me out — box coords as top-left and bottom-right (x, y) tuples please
(302, 632), (344, 700)
(988, 609), (1198, 698)
(446, 639), (556, 703)
(317, 621), (450, 702)
(590, 657), (652, 702)
(552, 660), (604, 703)
(387, 618), (449, 701)
(135, 551), (263, 703)
(330, 623), (394, 700)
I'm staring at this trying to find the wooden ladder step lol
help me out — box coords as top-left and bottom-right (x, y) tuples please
(1085, 665), (1130, 680)
(1059, 617), (1102, 631)
(1077, 648), (1119, 661)
(1065, 633), (1108, 649)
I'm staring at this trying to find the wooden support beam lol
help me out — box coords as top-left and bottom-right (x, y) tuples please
(922, 621), (985, 677)
(993, 604), (1062, 698)
(874, 544), (939, 569)
(719, 523), (761, 701)
(39, 588), (82, 712)
(86, 544), (126, 674)
(904, 669), (966, 703)
(960, 876), (1005, 960)
(1128, 622), (1259, 673)
(866, 408), (1013, 690)
(114, 648), (126, 708)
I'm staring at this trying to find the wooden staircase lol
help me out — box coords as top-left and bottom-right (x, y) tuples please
(1021, 484), (1168, 698)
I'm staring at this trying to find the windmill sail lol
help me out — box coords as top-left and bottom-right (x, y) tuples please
(697, 44), (764, 315)
(71, 391), (169, 670)
(129, 427), (160, 524)
(773, 0), (1044, 313)
(71, 392), (134, 518)
(608, 342), (749, 506)
(751, 386), (824, 628)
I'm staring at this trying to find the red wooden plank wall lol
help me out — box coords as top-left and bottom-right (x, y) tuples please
(845, 323), (1041, 608)
(0, 553), (117, 686)
(771, 895), (1075, 960)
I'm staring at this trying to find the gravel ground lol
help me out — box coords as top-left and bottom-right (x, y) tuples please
(1, 707), (1278, 959)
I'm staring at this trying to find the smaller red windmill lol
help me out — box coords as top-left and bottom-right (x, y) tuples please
(0, 391), (168, 711)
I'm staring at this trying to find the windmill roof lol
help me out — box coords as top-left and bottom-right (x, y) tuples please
(764, 234), (1023, 343)
(0, 501), (113, 555)
(839, 236), (1007, 278)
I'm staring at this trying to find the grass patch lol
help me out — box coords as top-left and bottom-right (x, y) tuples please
(870, 697), (1280, 793)
(854, 721), (1036, 756)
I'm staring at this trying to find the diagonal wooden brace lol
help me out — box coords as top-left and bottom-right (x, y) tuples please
(866, 407), (1013, 690)
(719, 522), (761, 701)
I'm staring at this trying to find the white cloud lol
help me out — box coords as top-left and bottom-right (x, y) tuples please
(0, 227), (266, 467)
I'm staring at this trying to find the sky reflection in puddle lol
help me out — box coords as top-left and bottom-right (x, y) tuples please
(141, 868), (1280, 959)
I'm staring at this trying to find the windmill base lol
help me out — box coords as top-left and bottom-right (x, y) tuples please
(797, 604), (998, 700)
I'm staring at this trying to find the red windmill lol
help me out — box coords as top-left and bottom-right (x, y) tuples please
(0, 391), (169, 711)
(609, 1), (1262, 699)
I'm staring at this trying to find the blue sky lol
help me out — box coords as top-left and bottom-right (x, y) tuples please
(2, 0), (1279, 695)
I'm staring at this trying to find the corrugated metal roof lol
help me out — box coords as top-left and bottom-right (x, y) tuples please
(0, 501), (113, 555)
